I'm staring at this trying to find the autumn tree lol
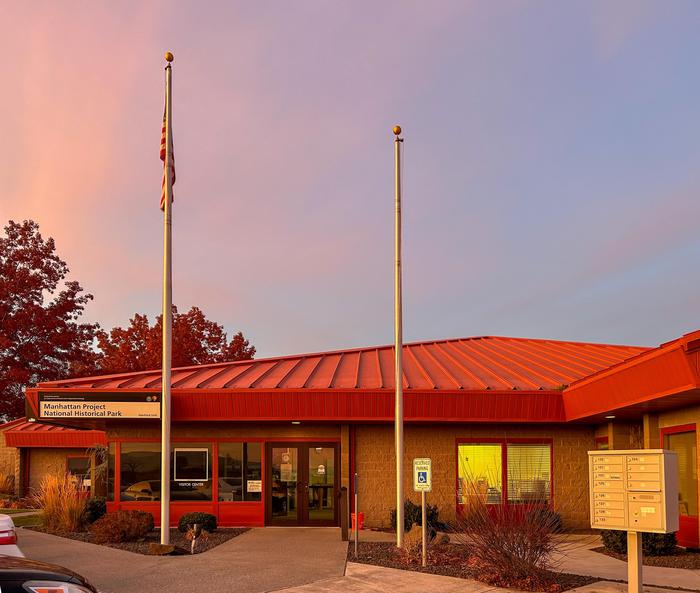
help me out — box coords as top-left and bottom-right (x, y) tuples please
(97, 306), (255, 373)
(0, 220), (99, 419)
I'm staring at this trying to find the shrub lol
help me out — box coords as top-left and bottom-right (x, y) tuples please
(452, 497), (560, 589)
(390, 500), (441, 537)
(644, 532), (677, 556)
(89, 510), (154, 544)
(526, 506), (563, 533)
(85, 497), (107, 524)
(602, 530), (677, 556)
(32, 473), (87, 533)
(178, 512), (217, 533)
(600, 530), (627, 554)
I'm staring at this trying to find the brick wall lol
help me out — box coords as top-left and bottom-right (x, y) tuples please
(0, 428), (20, 494)
(354, 424), (594, 529)
(28, 448), (87, 492)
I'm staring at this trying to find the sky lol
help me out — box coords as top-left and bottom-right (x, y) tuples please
(3, 1), (700, 358)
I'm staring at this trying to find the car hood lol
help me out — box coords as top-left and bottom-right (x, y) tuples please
(0, 555), (85, 583)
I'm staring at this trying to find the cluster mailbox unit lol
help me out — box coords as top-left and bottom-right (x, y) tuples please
(588, 450), (679, 593)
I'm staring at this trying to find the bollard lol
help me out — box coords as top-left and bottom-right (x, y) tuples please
(340, 486), (349, 541)
(354, 472), (359, 558)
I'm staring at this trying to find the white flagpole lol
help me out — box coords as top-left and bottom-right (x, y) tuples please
(393, 125), (404, 548)
(160, 51), (174, 545)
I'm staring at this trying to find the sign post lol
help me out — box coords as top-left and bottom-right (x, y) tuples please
(588, 449), (679, 593)
(354, 472), (359, 558)
(413, 458), (432, 567)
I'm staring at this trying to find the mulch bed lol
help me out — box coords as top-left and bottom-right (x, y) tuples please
(594, 546), (700, 569)
(348, 541), (597, 592)
(30, 526), (248, 555)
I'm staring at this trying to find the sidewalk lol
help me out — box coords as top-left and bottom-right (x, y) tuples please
(18, 527), (347, 593)
(17, 527), (700, 593)
(553, 534), (700, 590)
(273, 563), (691, 593)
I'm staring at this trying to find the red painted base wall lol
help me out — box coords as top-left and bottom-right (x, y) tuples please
(106, 501), (265, 527)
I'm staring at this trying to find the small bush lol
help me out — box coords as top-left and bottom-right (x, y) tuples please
(526, 506), (563, 533)
(90, 510), (154, 544)
(85, 497), (107, 524)
(644, 532), (677, 556)
(602, 530), (677, 556)
(33, 473), (87, 533)
(452, 498), (559, 588)
(178, 512), (217, 533)
(390, 500), (441, 537)
(601, 530), (627, 554)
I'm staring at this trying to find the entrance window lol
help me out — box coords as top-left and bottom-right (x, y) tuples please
(119, 442), (213, 502)
(67, 456), (90, 491)
(506, 444), (551, 504)
(665, 430), (698, 517)
(595, 436), (610, 450)
(120, 443), (161, 502)
(218, 442), (262, 502)
(308, 446), (334, 522)
(170, 443), (212, 501)
(457, 440), (552, 506)
(458, 444), (502, 505)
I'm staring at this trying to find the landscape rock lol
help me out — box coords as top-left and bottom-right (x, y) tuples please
(148, 543), (176, 555)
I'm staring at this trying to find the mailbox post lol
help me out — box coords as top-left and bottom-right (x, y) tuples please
(588, 450), (679, 593)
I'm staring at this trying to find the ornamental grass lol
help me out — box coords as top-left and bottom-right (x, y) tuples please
(33, 472), (87, 533)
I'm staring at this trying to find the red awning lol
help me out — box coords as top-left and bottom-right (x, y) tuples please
(3, 421), (106, 448)
(563, 330), (700, 421)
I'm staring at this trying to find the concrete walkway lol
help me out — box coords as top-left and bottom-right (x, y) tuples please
(17, 527), (700, 593)
(553, 534), (700, 590)
(18, 527), (348, 593)
(273, 564), (688, 593)
(274, 562), (509, 592)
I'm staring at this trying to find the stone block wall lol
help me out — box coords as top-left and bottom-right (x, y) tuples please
(28, 448), (87, 492)
(354, 423), (595, 529)
(0, 428), (20, 494)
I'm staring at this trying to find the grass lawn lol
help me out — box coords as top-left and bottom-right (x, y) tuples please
(12, 515), (42, 528)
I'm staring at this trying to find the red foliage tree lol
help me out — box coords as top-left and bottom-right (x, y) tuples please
(0, 221), (99, 419)
(97, 306), (255, 373)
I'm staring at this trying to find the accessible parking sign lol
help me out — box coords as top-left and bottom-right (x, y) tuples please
(413, 458), (432, 492)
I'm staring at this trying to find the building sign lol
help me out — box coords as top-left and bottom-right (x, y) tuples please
(247, 480), (262, 493)
(413, 458), (432, 492)
(588, 449), (679, 533)
(38, 393), (161, 420)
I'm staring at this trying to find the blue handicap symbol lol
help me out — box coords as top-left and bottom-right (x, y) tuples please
(418, 471), (428, 483)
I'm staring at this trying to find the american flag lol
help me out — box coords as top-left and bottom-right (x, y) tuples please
(160, 108), (175, 210)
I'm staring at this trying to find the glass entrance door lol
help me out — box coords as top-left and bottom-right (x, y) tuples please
(662, 426), (698, 548)
(307, 446), (335, 524)
(270, 446), (299, 523)
(267, 443), (338, 526)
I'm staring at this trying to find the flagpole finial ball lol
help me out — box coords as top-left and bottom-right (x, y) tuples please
(165, 51), (174, 62)
(393, 125), (402, 136)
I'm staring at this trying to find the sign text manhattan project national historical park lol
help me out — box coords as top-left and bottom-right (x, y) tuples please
(37, 393), (161, 419)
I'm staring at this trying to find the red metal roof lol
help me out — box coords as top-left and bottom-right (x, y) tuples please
(3, 421), (106, 448)
(38, 336), (647, 392)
